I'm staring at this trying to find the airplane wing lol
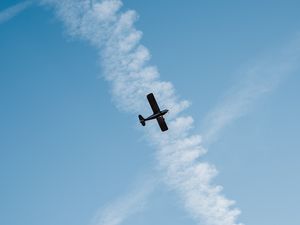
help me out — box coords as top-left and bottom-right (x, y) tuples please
(156, 116), (168, 132)
(147, 93), (160, 113)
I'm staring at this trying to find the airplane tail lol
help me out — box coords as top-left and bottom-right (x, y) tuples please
(138, 115), (146, 126)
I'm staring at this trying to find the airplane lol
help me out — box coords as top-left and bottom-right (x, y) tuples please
(138, 93), (169, 132)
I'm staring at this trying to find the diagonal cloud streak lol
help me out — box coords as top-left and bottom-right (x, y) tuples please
(0, 0), (33, 24)
(202, 39), (300, 144)
(40, 0), (246, 225)
(90, 178), (155, 225)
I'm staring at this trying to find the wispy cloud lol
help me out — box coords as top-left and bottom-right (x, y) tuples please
(90, 179), (155, 225)
(40, 0), (244, 225)
(202, 38), (300, 144)
(0, 1), (33, 24)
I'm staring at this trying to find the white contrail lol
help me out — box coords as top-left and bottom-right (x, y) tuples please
(0, 1), (33, 24)
(90, 178), (155, 225)
(202, 38), (300, 144)
(40, 0), (244, 225)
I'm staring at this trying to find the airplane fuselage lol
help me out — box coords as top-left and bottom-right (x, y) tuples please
(139, 93), (169, 131)
(144, 109), (169, 121)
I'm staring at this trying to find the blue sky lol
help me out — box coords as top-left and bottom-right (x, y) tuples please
(1, 1), (300, 225)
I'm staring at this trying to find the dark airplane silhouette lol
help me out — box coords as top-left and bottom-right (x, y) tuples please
(138, 93), (169, 132)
